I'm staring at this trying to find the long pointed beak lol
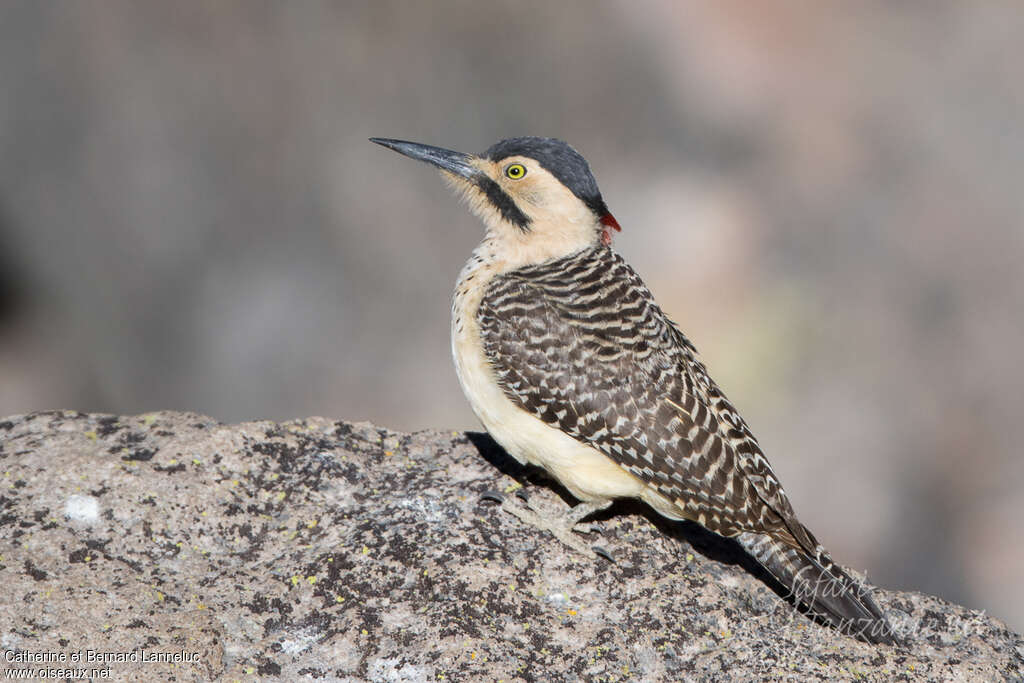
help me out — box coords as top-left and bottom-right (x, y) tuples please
(369, 138), (479, 180)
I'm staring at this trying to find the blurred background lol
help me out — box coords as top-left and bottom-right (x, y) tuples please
(1, 2), (1021, 633)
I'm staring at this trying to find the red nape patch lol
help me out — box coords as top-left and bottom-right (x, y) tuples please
(600, 213), (622, 246)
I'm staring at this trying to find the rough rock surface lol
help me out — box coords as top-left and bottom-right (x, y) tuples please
(1, 411), (1021, 681)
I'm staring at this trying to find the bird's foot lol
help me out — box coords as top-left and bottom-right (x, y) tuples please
(480, 488), (613, 561)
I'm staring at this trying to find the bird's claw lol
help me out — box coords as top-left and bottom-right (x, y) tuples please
(479, 485), (614, 561)
(479, 489), (505, 504)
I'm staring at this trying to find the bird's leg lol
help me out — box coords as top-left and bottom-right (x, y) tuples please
(481, 488), (613, 560)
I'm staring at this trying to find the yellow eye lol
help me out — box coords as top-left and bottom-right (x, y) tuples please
(505, 163), (527, 179)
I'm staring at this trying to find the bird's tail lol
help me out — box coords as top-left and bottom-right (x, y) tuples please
(736, 531), (898, 644)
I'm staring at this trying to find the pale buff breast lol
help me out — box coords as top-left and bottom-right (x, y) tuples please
(449, 241), (657, 506)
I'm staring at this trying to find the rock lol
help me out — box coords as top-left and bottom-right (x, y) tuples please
(0, 411), (1021, 681)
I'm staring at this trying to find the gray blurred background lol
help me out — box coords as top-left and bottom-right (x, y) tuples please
(1, 2), (1021, 632)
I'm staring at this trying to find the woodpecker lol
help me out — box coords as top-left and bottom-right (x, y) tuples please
(370, 136), (896, 644)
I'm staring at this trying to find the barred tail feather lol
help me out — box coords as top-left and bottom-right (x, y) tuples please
(736, 531), (897, 644)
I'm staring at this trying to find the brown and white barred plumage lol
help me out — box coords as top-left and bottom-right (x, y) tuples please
(476, 244), (895, 643)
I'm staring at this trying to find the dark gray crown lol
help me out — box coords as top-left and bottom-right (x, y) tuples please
(485, 137), (609, 217)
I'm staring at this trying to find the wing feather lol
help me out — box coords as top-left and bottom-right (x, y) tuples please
(478, 246), (815, 551)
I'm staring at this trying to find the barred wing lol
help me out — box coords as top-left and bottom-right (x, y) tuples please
(477, 247), (814, 550)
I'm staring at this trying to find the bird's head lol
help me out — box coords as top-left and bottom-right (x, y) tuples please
(371, 136), (620, 264)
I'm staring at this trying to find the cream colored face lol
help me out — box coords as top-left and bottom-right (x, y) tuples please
(443, 155), (604, 265)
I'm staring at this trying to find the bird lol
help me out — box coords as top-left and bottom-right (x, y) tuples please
(370, 135), (897, 644)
